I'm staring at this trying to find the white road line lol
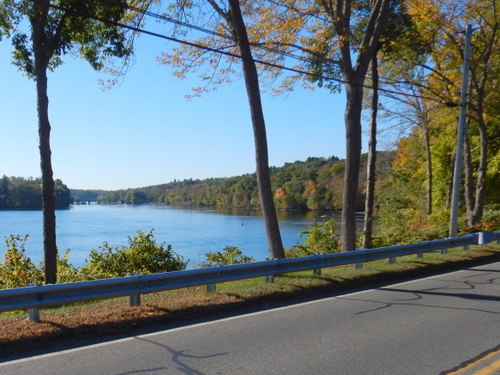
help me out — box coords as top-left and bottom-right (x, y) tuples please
(1, 262), (496, 366)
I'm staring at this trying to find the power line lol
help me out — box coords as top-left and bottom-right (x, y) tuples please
(50, 3), (347, 82)
(49, 3), (449, 105)
(123, 4), (453, 104)
(126, 4), (332, 69)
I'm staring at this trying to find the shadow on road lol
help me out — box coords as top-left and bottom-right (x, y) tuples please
(113, 336), (229, 375)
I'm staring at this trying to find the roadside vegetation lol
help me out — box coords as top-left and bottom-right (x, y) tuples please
(0, 230), (187, 288)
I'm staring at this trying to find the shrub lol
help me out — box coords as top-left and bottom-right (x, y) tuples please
(56, 250), (81, 283)
(0, 235), (43, 289)
(201, 246), (254, 267)
(286, 219), (339, 257)
(463, 208), (500, 233)
(80, 229), (186, 279)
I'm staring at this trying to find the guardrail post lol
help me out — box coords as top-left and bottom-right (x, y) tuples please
(417, 253), (423, 258)
(355, 262), (363, 269)
(463, 245), (469, 251)
(265, 258), (277, 283)
(27, 284), (40, 322)
(478, 232), (494, 245)
(441, 248), (448, 255)
(206, 283), (216, 292)
(313, 268), (322, 276)
(388, 257), (396, 264)
(130, 293), (141, 307)
(28, 307), (40, 322)
(129, 273), (141, 307)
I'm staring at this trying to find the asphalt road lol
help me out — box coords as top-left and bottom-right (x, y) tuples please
(1, 262), (499, 375)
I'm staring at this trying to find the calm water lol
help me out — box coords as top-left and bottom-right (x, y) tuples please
(0, 204), (333, 268)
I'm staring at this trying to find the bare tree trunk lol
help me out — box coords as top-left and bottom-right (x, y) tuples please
(341, 78), (364, 251)
(471, 113), (487, 224)
(32, 0), (57, 284)
(421, 112), (433, 215)
(362, 56), (378, 249)
(463, 126), (475, 226)
(330, 0), (390, 252)
(446, 154), (455, 210)
(227, 0), (285, 258)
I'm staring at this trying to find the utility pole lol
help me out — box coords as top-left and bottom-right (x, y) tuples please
(449, 24), (473, 238)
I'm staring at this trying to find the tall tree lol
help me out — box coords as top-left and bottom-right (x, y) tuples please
(461, 0), (498, 225)
(0, 0), (149, 283)
(407, 0), (498, 227)
(164, 0), (393, 250)
(308, 0), (392, 250)
(221, 0), (285, 258)
(379, 80), (436, 217)
(240, 0), (392, 250)
(161, 0), (285, 258)
(362, 54), (378, 249)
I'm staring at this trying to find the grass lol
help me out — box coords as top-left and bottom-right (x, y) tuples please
(1, 243), (499, 359)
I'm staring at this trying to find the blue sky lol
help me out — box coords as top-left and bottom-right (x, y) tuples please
(1, 31), (353, 191)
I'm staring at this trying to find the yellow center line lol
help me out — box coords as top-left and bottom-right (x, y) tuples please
(446, 349), (500, 375)
(472, 359), (500, 375)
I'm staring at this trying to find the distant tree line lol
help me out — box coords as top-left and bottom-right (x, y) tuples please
(97, 154), (394, 211)
(0, 176), (71, 210)
(70, 189), (106, 203)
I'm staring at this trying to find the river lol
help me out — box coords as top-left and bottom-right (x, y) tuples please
(0, 204), (336, 268)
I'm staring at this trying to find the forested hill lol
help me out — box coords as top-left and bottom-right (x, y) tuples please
(0, 176), (71, 210)
(97, 152), (394, 211)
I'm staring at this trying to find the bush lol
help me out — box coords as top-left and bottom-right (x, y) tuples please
(201, 246), (254, 267)
(463, 208), (500, 233)
(286, 219), (339, 257)
(56, 250), (81, 283)
(80, 230), (187, 279)
(0, 235), (43, 289)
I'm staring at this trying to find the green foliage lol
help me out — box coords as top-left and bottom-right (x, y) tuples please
(80, 230), (187, 279)
(286, 219), (339, 257)
(124, 190), (149, 204)
(55, 250), (80, 283)
(463, 208), (500, 233)
(97, 155), (393, 211)
(70, 189), (105, 203)
(2, 0), (134, 78)
(0, 176), (71, 210)
(201, 246), (254, 267)
(0, 235), (43, 289)
(0, 230), (188, 287)
(378, 185), (452, 245)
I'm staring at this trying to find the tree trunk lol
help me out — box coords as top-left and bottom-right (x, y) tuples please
(463, 127), (475, 226)
(228, 0), (285, 259)
(32, 1), (58, 284)
(470, 112), (487, 224)
(341, 77), (364, 251)
(421, 111), (433, 215)
(446, 154), (455, 210)
(333, 0), (390, 252)
(362, 56), (378, 249)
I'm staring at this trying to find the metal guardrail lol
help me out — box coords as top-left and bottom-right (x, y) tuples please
(0, 232), (498, 316)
